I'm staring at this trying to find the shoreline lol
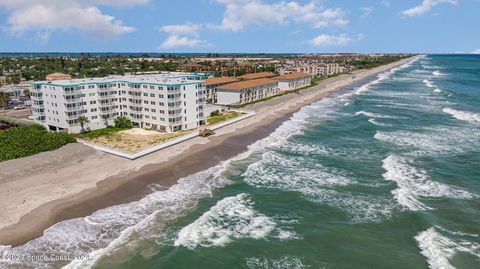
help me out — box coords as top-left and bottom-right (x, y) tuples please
(0, 57), (414, 247)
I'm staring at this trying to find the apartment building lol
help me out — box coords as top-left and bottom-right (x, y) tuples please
(272, 72), (312, 91)
(203, 76), (239, 103)
(237, 72), (276, 80)
(277, 63), (346, 77)
(30, 72), (206, 133)
(216, 78), (279, 105)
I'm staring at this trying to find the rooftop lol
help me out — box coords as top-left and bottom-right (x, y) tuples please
(32, 72), (205, 86)
(272, 72), (311, 81)
(217, 78), (277, 90)
(237, 72), (276, 80)
(203, 76), (239, 86)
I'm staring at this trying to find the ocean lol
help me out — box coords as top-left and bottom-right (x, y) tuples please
(1, 55), (479, 269)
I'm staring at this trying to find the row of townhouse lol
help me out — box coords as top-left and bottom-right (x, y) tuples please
(30, 72), (207, 133)
(203, 72), (312, 106)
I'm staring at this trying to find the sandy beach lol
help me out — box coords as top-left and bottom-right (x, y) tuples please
(0, 57), (413, 247)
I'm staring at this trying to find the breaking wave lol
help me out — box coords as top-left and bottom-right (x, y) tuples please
(174, 194), (276, 249)
(415, 227), (480, 269)
(382, 155), (476, 211)
(443, 107), (480, 123)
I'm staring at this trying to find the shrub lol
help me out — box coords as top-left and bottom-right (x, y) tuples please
(114, 116), (133, 129)
(0, 117), (39, 128)
(210, 110), (220, 117)
(0, 125), (76, 161)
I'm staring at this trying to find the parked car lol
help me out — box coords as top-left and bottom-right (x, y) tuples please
(0, 124), (11, 130)
(14, 105), (25, 110)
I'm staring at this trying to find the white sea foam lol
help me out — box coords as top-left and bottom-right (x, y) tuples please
(374, 126), (480, 155)
(423, 79), (435, 88)
(355, 110), (397, 119)
(432, 70), (444, 76)
(281, 141), (378, 160)
(416, 227), (480, 269)
(368, 118), (392, 127)
(174, 194), (276, 249)
(244, 152), (395, 223)
(443, 108), (480, 123)
(246, 256), (310, 269)
(382, 155), (476, 211)
(243, 151), (353, 190)
(354, 56), (421, 95)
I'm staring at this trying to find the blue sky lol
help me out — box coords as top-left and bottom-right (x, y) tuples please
(0, 0), (479, 53)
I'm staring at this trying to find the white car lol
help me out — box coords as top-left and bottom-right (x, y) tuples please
(13, 105), (25, 110)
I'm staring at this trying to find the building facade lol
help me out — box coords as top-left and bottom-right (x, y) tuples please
(203, 76), (239, 103)
(273, 72), (312, 91)
(30, 72), (206, 133)
(216, 78), (279, 105)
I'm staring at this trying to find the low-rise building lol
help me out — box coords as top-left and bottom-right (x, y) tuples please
(30, 72), (206, 133)
(272, 72), (312, 91)
(203, 76), (239, 103)
(216, 78), (279, 105)
(237, 72), (276, 80)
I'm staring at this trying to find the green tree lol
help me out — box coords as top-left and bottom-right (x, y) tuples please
(0, 90), (10, 115)
(114, 116), (133, 129)
(76, 116), (89, 133)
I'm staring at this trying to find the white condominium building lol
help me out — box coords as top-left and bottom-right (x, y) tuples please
(30, 72), (207, 133)
(216, 78), (279, 105)
(203, 76), (239, 103)
(272, 72), (312, 91)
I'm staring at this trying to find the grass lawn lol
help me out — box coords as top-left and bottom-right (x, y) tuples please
(207, 111), (241, 125)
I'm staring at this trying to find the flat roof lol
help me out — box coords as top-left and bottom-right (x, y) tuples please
(272, 72), (311, 81)
(203, 76), (239, 86)
(31, 72), (205, 87)
(237, 72), (276, 80)
(217, 78), (277, 90)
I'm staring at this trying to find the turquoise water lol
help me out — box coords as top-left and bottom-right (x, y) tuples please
(1, 55), (479, 269)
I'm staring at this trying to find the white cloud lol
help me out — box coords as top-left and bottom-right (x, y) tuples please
(361, 7), (373, 18)
(471, 49), (480, 54)
(159, 23), (209, 49)
(0, 0), (144, 41)
(215, 0), (348, 31)
(309, 34), (352, 47)
(402, 0), (457, 17)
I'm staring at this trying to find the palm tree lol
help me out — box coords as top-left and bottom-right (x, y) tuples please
(76, 116), (89, 133)
(0, 90), (10, 115)
(23, 88), (31, 99)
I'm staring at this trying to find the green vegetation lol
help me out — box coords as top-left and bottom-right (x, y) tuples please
(0, 116), (38, 127)
(0, 56), (178, 82)
(207, 111), (240, 125)
(352, 55), (408, 70)
(79, 127), (126, 139)
(76, 116), (89, 133)
(0, 91), (9, 115)
(0, 125), (76, 161)
(114, 116), (133, 129)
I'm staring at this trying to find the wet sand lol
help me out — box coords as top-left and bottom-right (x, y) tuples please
(0, 58), (414, 247)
